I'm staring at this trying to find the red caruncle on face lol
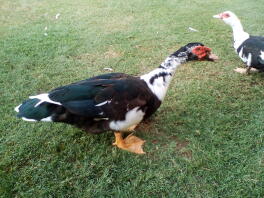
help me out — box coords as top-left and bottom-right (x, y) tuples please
(191, 46), (212, 60)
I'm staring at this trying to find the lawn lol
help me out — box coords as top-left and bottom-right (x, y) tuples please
(1, 0), (264, 197)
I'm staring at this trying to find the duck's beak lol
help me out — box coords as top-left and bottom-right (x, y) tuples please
(213, 14), (221, 19)
(213, 13), (223, 19)
(207, 53), (219, 61)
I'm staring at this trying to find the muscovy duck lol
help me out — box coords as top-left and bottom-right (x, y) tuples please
(213, 11), (264, 74)
(15, 43), (217, 154)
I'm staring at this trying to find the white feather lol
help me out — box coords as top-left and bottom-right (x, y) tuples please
(55, 13), (60, 19)
(260, 51), (264, 61)
(214, 11), (249, 50)
(238, 47), (247, 62)
(233, 31), (249, 50)
(188, 27), (199, 32)
(14, 104), (21, 112)
(29, 93), (61, 107)
(22, 117), (37, 122)
(247, 53), (252, 66)
(140, 57), (181, 101)
(103, 67), (113, 71)
(109, 107), (145, 131)
(95, 100), (111, 107)
(41, 116), (53, 122)
(94, 118), (109, 121)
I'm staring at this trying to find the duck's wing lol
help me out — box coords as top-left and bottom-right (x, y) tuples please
(237, 36), (264, 68)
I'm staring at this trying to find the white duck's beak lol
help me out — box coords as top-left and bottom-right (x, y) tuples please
(213, 14), (221, 19)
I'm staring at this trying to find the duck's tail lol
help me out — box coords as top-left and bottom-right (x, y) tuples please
(15, 93), (61, 122)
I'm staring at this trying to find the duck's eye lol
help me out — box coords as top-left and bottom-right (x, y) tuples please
(222, 13), (230, 18)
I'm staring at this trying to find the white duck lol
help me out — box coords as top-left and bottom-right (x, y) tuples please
(214, 11), (264, 74)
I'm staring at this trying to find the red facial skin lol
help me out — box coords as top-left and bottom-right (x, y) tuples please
(192, 46), (212, 60)
(219, 12), (230, 19)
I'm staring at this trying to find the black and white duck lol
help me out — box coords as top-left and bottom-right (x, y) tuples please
(214, 11), (264, 74)
(15, 43), (217, 154)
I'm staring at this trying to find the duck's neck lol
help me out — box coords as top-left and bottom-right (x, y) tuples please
(140, 55), (186, 101)
(230, 20), (249, 49)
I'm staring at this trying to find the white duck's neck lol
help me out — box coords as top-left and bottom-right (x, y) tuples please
(230, 20), (249, 49)
(140, 56), (186, 101)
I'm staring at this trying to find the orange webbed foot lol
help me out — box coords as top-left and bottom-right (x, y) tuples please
(113, 132), (145, 154)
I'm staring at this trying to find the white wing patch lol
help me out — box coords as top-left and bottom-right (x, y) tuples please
(22, 117), (37, 122)
(14, 104), (22, 112)
(109, 107), (145, 131)
(238, 47), (248, 63)
(41, 116), (53, 122)
(246, 53), (252, 66)
(29, 93), (61, 107)
(94, 118), (109, 121)
(260, 51), (264, 61)
(95, 100), (111, 107)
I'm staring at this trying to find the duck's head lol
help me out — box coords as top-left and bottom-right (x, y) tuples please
(213, 11), (240, 27)
(172, 42), (218, 62)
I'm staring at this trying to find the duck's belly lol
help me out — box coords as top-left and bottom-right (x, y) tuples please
(109, 107), (145, 131)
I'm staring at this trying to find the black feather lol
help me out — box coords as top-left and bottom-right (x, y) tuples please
(16, 73), (161, 134)
(62, 100), (103, 117)
(237, 36), (264, 70)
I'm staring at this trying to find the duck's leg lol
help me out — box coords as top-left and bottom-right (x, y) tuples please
(246, 66), (251, 74)
(234, 67), (259, 74)
(112, 132), (145, 154)
(234, 67), (248, 74)
(248, 67), (259, 73)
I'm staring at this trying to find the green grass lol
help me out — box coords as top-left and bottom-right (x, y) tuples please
(1, 0), (264, 197)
